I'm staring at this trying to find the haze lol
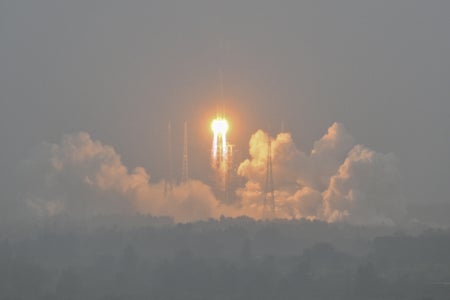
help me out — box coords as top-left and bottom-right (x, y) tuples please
(1, 0), (449, 215)
(2, 1), (450, 299)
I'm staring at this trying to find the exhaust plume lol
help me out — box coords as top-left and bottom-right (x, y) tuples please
(236, 123), (406, 224)
(17, 132), (220, 222)
(17, 123), (406, 225)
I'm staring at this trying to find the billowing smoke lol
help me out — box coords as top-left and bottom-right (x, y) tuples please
(17, 123), (406, 225)
(323, 145), (406, 225)
(17, 132), (220, 222)
(237, 123), (406, 225)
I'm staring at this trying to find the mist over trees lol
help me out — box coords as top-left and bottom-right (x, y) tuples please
(1, 216), (449, 300)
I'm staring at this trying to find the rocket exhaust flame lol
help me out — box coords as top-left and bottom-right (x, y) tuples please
(211, 118), (229, 164)
(211, 117), (232, 197)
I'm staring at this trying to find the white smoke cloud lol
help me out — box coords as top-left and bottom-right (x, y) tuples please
(323, 145), (406, 225)
(237, 123), (406, 225)
(17, 132), (220, 222)
(17, 123), (405, 225)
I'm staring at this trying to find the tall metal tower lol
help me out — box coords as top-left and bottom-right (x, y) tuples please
(264, 138), (275, 218)
(164, 121), (174, 195)
(181, 121), (189, 184)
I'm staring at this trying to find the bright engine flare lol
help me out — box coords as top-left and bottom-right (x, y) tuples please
(211, 118), (229, 136)
(211, 117), (229, 161)
(210, 116), (232, 196)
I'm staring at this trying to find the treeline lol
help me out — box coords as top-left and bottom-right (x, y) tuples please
(0, 217), (449, 299)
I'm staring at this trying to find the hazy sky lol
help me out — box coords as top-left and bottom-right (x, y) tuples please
(1, 0), (449, 214)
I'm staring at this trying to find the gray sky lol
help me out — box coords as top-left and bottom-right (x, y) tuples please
(1, 0), (449, 213)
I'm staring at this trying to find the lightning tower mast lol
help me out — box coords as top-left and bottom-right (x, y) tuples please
(164, 121), (174, 195)
(264, 138), (275, 218)
(181, 121), (189, 184)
